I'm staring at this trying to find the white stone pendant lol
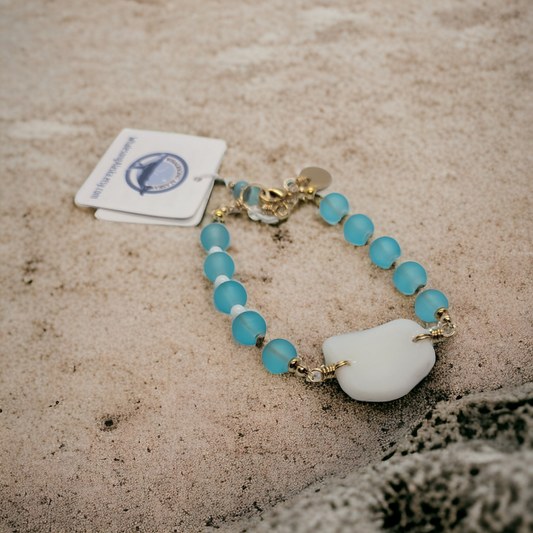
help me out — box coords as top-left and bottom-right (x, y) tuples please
(322, 319), (435, 402)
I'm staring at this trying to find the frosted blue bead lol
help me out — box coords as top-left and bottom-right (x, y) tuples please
(243, 185), (261, 206)
(343, 214), (374, 246)
(233, 181), (248, 199)
(204, 252), (235, 282)
(214, 280), (247, 314)
(393, 262), (427, 295)
(415, 289), (449, 322)
(319, 193), (350, 225)
(232, 311), (267, 346)
(262, 339), (297, 374)
(369, 236), (401, 269)
(201, 223), (230, 252)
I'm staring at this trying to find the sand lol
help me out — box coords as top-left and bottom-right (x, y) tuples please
(0, 0), (532, 531)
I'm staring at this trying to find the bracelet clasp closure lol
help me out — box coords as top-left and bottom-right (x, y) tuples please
(212, 167), (331, 224)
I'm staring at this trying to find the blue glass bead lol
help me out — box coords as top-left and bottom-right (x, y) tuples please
(319, 193), (350, 225)
(233, 181), (248, 199)
(369, 236), (401, 269)
(243, 185), (261, 206)
(343, 214), (374, 246)
(214, 280), (247, 314)
(232, 311), (267, 346)
(201, 223), (230, 252)
(393, 262), (427, 295)
(204, 252), (235, 282)
(415, 289), (449, 322)
(262, 339), (297, 374)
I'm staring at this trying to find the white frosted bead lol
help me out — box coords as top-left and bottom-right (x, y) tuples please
(230, 304), (246, 319)
(214, 275), (230, 289)
(209, 246), (223, 254)
(230, 305), (246, 319)
(323, 319), (435, 402)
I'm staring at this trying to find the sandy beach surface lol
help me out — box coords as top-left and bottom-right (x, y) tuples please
(1, 1), (532, 531)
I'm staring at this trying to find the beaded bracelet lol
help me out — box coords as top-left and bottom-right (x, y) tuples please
(201, 168), (456, 402)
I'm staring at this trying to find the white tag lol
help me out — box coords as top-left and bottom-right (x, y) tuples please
(75, 128), (226, 222)
(94, 186), (211, 226)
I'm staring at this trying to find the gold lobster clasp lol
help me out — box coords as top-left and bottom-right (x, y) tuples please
(257, 185), (298, 220)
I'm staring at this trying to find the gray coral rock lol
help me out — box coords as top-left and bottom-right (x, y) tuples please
(216, 383), (533, 533)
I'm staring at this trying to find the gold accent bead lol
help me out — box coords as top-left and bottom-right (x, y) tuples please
(435, 307), (449, 321)
(288, 358), (300, 373)
(295, 364), (309, 378)
(212, 208), (226, 222)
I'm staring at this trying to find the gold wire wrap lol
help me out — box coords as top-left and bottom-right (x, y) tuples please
(289, 358), (351, 383)
(412, 308), (457, 343)
(313, 361), (351, 381)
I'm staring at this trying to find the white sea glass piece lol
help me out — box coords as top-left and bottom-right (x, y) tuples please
(322, 319), (435, 402)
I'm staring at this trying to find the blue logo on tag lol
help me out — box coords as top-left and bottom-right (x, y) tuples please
(125, 153), (188, 195)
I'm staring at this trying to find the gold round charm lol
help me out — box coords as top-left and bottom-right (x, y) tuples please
(298, 167), (332, 191)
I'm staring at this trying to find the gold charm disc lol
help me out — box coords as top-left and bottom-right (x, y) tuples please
(298, 167), (332, 191)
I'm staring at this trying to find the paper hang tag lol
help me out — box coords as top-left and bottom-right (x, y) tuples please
(74, 128), (227, 225)
(94, 184), (212, 226)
